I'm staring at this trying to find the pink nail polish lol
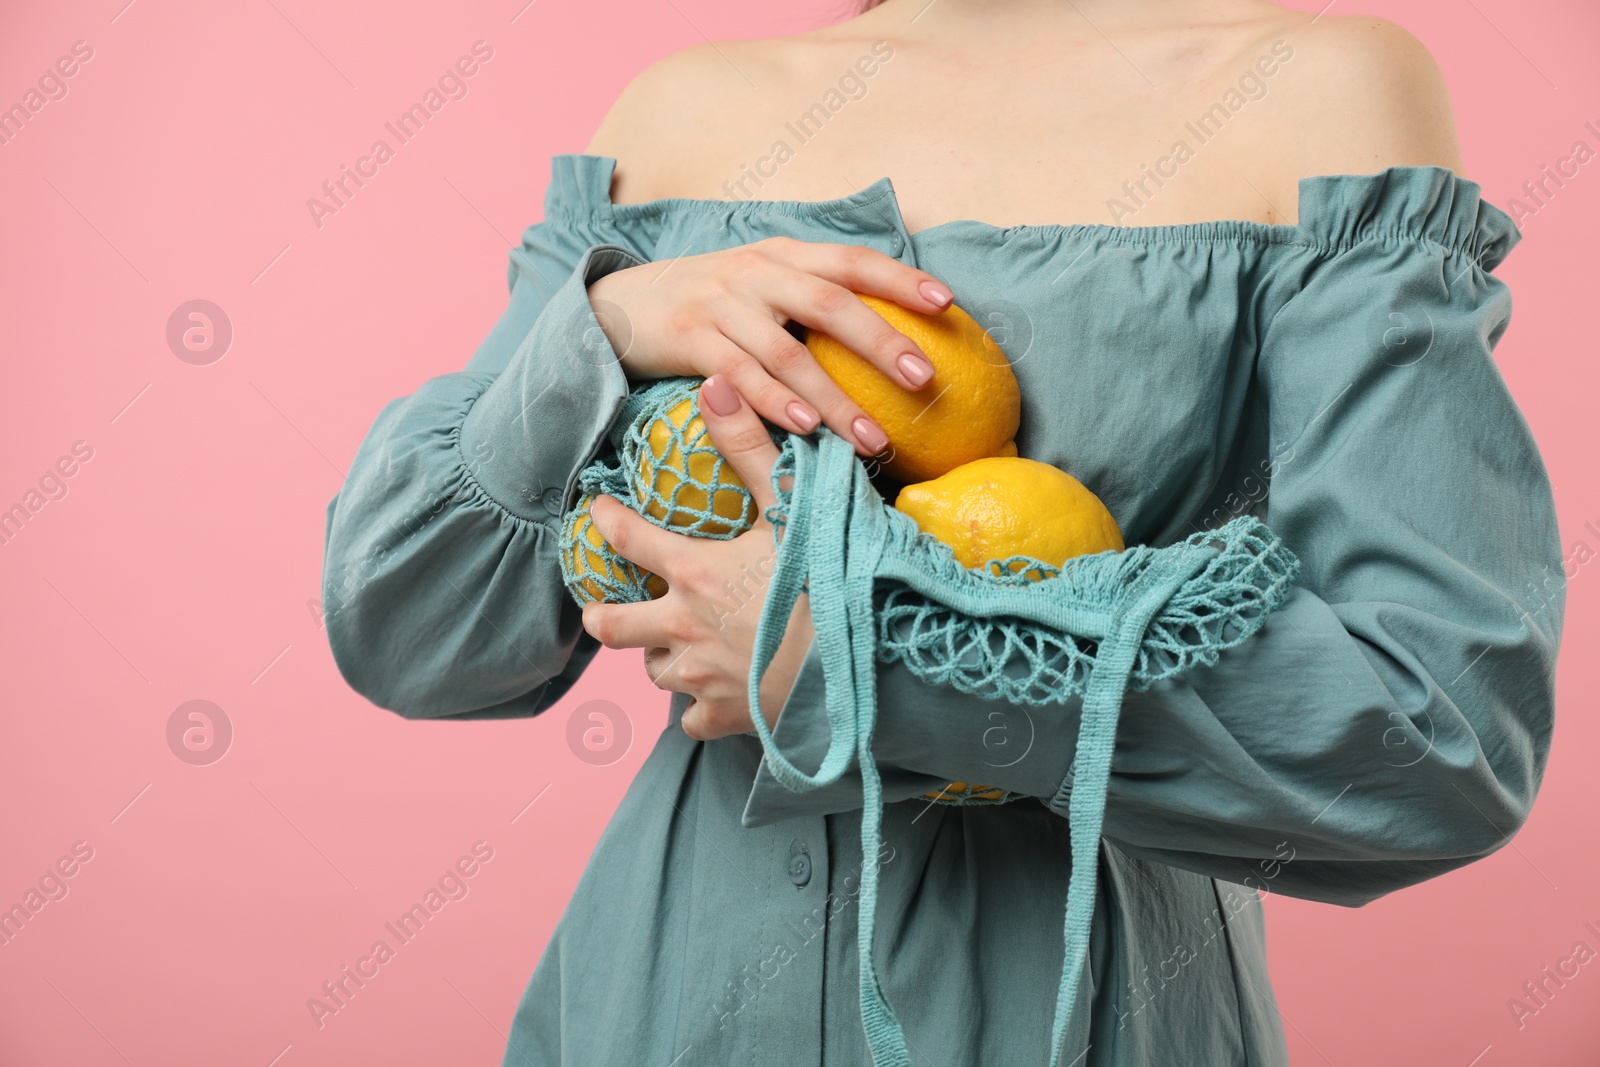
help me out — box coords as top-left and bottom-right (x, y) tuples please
(700, 374), (742, 416)
(897, 353), (934, 387)
(786, 402), (820, 431)
(919, 280), (953, 307)
(852, 417), (889, 454)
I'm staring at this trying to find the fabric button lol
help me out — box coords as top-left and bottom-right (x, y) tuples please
(541, 486), (565, 516)
(889, 231), (905, 255)
(788, 841), (812, 887)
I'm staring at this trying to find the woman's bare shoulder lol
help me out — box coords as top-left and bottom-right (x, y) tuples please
(582, 10), (1471, 214)
(583, 33), (849, 205)
(1248, 11), (1466, 181)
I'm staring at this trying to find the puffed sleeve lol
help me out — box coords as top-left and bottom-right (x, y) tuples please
(745, 170), (1566, 908)
(321, 164), (650, 719)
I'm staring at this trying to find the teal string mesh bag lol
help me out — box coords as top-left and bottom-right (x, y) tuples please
(558, 376), (777, 605)
(745, 426), (1301, 1067)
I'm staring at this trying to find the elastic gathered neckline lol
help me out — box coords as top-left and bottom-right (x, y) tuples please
(546, 153), (1521, 269)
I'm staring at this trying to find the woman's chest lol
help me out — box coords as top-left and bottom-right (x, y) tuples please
(903, 235), (1272, 545)
(618, 35), (1308, 232)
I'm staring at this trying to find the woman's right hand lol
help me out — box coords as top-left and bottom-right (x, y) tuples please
(584, 235), (955, 457)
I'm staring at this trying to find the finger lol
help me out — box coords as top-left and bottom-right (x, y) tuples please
(645, 646), (699, 693)
(691, 328), (821, 436)
(765, 236), (955, 320)
(680, 699), (709, 741)
(581, 598), (681, 651)
(697, 375), (782, 514)
(586, 494), (685, 577)
(680, 698), (739, 742)
(759, 267), (938, 394)
(713, 316), (889, 457)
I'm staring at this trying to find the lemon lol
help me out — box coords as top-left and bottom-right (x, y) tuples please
(804, 293), (1020, 483)
(560, 493), (668, 605)
(632, 388), (757, 536)
(895, 456), (1124, 575)
(568, 381), (755, 605)
(922, 782), (1010, 803)
(904, 458), (1121, 803)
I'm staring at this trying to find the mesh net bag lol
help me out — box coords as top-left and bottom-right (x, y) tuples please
(559, 380), (1302, 1066)
(558, 376), (772, 605)
(561, 377), (1014, 803)
(558, 491), (667, 605)
(745, 426), (1301, 1067)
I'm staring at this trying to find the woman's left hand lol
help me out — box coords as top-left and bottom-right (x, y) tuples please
(580, 374), (815, 741)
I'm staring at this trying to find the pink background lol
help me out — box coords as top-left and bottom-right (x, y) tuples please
(1, 0), (1595, 1064)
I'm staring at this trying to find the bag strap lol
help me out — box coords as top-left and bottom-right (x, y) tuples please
(746, 429), (1278, 1066)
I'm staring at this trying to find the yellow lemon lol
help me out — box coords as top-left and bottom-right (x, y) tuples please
(905, 459), (1120, 803)
(804, 293), (1020, 483)
(921, 781), (1010, 803)
(632, 388), (757, 536)
(560, 493), (669, 604)
(895, 456), (1124, 576)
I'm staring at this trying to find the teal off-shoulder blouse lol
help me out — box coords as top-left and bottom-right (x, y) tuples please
(320, 154), (1564, 1066)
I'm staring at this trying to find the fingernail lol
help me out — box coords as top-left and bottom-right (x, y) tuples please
(786, 401), (820, 432)
(700, 374), (742, 416)
(919, 280), (953, 307)
(852, 416), (889, 454)
(588, 496), (605, 516)
(897, 353), (934, 387)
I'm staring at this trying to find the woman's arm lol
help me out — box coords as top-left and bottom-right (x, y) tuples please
(322, 58), (956, 720)
(321, 200), (649, 719)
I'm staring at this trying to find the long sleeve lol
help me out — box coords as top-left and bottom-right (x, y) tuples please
(745, 182), (1565, 908)
(321, 190), (649, 720)
(1101, 215), (1563, 904)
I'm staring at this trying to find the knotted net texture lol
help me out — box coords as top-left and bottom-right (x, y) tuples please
(558, 377), (769, 605)
(559, 377), (1026, 802)
(746, 427), (1300, 1067)
(873, 511), (1298, 704)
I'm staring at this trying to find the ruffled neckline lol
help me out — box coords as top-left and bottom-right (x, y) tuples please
(549, 153), (1520, 270)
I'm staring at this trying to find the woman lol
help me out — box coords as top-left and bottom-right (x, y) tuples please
(320, 0), (1564, 1063)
